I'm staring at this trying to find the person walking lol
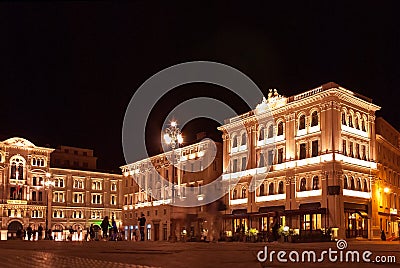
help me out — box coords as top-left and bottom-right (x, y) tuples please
(27, 225), (33, 241)
(138, 213), (146, 241)
(89, 224), (95, 241)
(38, 225), (43, 240)
(111, 217), (118, 241)
(100, 216), (110, 240)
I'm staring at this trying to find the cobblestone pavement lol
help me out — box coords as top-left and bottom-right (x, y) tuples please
(0, 240), (398, 268)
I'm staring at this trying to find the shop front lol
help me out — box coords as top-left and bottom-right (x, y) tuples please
(344, 203), (369, 239)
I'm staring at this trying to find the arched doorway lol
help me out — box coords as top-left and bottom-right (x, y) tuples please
(7, 221), (23, 240)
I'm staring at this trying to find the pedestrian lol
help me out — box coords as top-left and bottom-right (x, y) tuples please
(89, 224), (95, 241)
(27, 225), (33, 241)
(77, 226), (82, 241)
(138, 213), (146, 241)
(381, 230), (386, 241)
(111, 217), (118, 241)
(101, 216), (110, 239)
(47, 229), (52, 240)
(271, 211), (280, 242)
(38, 224), (43, 240)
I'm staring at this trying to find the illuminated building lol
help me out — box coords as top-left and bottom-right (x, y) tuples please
(374, 117), (400, 238)
(120, 137), (222, 241)
(218, 82), (385, 239)
(0, 137), (122, 240)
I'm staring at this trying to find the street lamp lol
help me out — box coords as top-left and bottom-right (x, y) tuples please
(43, 172), (55, 240)
(163, 120), (183, 203)
(163, 121), (183, 242)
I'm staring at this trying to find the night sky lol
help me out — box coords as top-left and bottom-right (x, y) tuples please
(1, 1), (399, 171)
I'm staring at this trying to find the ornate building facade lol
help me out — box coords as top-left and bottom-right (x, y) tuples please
(120, 139), (223, 241)
(218, 82), (384, 239)
(0, 137), (122, 240)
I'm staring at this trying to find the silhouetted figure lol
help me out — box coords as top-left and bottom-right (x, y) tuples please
(27, 226), (33, 241)
(38, 225), (43, 240)
(271, 211), (280, 242)
(101, 216), (110, 239)
(138, 213), (146, 241)
(381, 230), (386, 241)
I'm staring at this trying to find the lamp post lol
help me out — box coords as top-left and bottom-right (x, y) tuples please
(163, 121), (183, 242)
(43, 172), (55, 240)
(163, 121), (183, 203)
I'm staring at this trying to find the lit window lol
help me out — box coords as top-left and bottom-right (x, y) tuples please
(259, 184), (265, 196)
(241, 187), (246, 198)
(241, 133), (247, 146)
(259, 127), (265, 141)
(53, 192), (65, 203)
(92, 181), (102, 190)
(342, 112), (347, 125)
(268, 182), (274, 195)
(299, 143), (307, 159)
(277, 122), (284, 136)
(92, 194), (102, 204)
(312, 176), (319, 190)
(300, 178), (307, 191)
(267, 125), (273, 138)
(111, 195), (117, 205)
(311, 111), (318, 127)
(278, 181), (284, 194)
(299, 115), (306, 130)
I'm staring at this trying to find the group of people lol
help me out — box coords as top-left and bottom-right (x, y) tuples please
(16, 224), (53, 240)
(87, 216), (119, 241)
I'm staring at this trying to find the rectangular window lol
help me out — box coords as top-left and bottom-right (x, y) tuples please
(92, 181), (102, 190)
(277, 148), (283, 164)
(311, 140), (319, 157)
(111, 182), (117, 191)
(349, 142), (354, 157)
(38, 192), (43, 201)
(342, 140), (347, 155)
(53, 192), (65, 203)
(267, 150), (274, 165)
(299, 143), (307, 159)
(241, 157), (247, 171)
(92, 194), (102, 204)
(124, 195), (128, 205)
(73, 193), (84, 203)
(111, 195), (116, 205)
(232, 159), (238, 173)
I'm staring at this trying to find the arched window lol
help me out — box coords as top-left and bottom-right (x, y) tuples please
(348, 114), (353, 127)
(311, 111), (318, 127)
(312, 176), (319, 190)
(350, 177), (355, 190)
(343, 176), (348, 189)
(259, 184), (265, 196)
(342, 112), (347, 125)
(259, 127), (265, 141)
(268, 182), (274, 195)
(278, 181), (284, 194)
(259, 153), (265, 168)
(299, 115), (306, 130)
(241, 133), (247, 146)
(32, 191), (37, 201)
(355, 117), (360, 129)
(361, 118), (366, 132)
(363, 179), (368, 192)
(32, 158), (37, 166)
(300, 178), (307, 191)
(277, 122), (284, 136)
(10, 155), (25, 180)
(232, 189), (237, 199)
(232, 135), (238, 148)
(241, 187), (247, 199)
(357, 178), (361, 191)
(267, 125), (273, 138)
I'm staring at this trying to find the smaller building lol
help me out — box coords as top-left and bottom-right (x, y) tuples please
(121, 139), (223, 241)
(51, 145), (97, 170)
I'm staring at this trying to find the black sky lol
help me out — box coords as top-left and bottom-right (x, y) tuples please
(0, 1), (399, 171)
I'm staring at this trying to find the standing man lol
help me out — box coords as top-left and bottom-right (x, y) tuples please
(38, 224), (43, 240)
(138, 213), (146, 241)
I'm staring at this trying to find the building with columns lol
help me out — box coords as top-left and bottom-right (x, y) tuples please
(0, 137), (123, 240)
(120, 138), (223, 241)
(218, 82), (385, 240)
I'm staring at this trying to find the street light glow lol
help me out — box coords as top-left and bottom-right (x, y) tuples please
(171, 121), (177, 127)
(384, 187), (390, 193)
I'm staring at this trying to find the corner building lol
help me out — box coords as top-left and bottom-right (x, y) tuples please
(218, 82), (382, 239)
(0, 137), (123, 240)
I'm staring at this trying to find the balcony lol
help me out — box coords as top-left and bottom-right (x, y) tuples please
(255, 194), (285, 202)
(230, 198), (248, 205)
(343, 189), (371, 199)
(296, 189), (322, 198)
(342, 124), (368, 138)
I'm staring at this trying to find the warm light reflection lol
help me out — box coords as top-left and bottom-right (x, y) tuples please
(384, 187), (390, 193)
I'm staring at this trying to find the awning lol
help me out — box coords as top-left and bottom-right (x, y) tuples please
(223, 213), (248, 219)
(284, 208), (327, 216)
(259, 205), (285, 213)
